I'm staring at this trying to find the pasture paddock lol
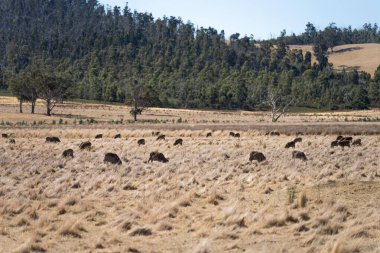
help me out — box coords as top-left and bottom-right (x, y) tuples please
(1, 97), (380, 252)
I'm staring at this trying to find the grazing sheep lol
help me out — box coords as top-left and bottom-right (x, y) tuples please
(234, 133), (240, 138)
(206, 132), (212, 137)
(352, 139), (362, 146)
(285, 141), (296, 149)
(46, 137), (61, 143)
(331, 140), (339, 148)
(114, 134), (121, 139)
(292, 151), (307, 161)
(2, 133), (8, 138)
(95, 134), (103, 139)
(338, 140), (350, 149)
(157, 134), (165, 141)
(152, 131), (160, 136)
(336, 135), (343, 141)
(249, 151), (266, 162)
(62, 149), (74, 158)
(341, 136), (353, 142)
(229, 132), (235, 137)
(137, 139), (145, 145)
(79, 141), (91, 150)
(148, 152), (169, 163)
(104, 153), (122, 165)
(8, 139), (15, 144)
(174, 138), (183, 146)
(294, 137), (302, 143)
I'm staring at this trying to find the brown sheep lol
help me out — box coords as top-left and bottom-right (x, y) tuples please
(2, 133), (8, 138)
(338, 140), (350, 149)
(95, 134), (103, 139)
(156, 134), (165, 141)
(137, 139), (145, 145)
(114, 134), (122, 139)
(331, 140), (339, 148)
(234, 133), (240, 138)
(148, 152), (169, 163)
(206, 132), (212, 137)
(294, 137), (302, 143)
(352, 139), (362, 146)
(249, 151), (266, 162)
(46, 137), (61, 143)
(62, 149), (74, 158)
(292, 151), (307, 161)
(336, 135), (343, 141)
(8, 139), (16, 144)
(104, 153), (122, 165)
(285, 141), (296, 149)
(79, 141), (92, 150)
(174, 138), (183, 146)
(229, 132), (235, 137)
(152, 131), (160, 136)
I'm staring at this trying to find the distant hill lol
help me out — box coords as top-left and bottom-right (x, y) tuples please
(290, 43), (380, 76)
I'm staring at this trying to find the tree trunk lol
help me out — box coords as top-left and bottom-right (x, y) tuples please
(31, 100), (36, 114)
(19, 99), (23, 113)
(46, 99), (51, 116)
(133, 101), (137, 122)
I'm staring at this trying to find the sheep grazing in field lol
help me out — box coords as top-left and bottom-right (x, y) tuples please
(8, 139), (15, 144)
(352, 139), (362, 146)
(341, 136), (353, 142)
(249, 151), (266, 162)
(46, 137), (61, 143)
(137, 139), (145, 145)
(152, 131), (160, 136)
(156, 134), (165, 141)
(114, 134), (121, 139)
(174, 138), (183, 146)
(294, 137), (302, 143)
(2, 133), (8, 138)
(292, 151), (307, 161)
(266, 131), (280, 136)
(95, 134), (103, 139)
(331, 140), (339, 148)
(229, 132), (235, 137)
(234, 133), (240, 138)
(285, 141), (296, 149)
(104, 153), (122, 165)
(336, 135), (343, 141)
(206, 132), (212, 137)
(338, 140), (351, 149)
(62, 149), (74, 158)
(79, 141), (91, 150)
(148, 152), (169, 163)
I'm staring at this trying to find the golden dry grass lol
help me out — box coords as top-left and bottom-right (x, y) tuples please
(1, 98), (380, 252)
(290, 43), (380, 75)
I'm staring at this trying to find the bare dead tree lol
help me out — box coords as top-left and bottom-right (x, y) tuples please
(266, 91), (294, 122)
(126, 79), (145, 122)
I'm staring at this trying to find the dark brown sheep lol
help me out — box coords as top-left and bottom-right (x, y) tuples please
(352, 139), (362, 146)
(285, 141), (296, 149)
(174, 138), (183, 146)
(249, 151), (266, 162)
(294, 137), (302, 143)
(234, 133), (240, 138)
(95, 134), (103, 139)
(341, 136), (353, 142)
(2, 133), (8, 138)
(46, 137), (61, 143)
(156, 134), (165, 141)
(206, 132), (212, 137)
(331, 140), (339, 148)
(338, 140), (350, 149)
(148, 152), (169, 163)
(292, 151), (307, 161)
(336, 135), (343, 141)
(79, 141), (92, 150)
(114, 134), (121, 139)
(62, 149), (74, 158)
(104, 153), (122, 165)
(229, 132), (235, 137)
(152, 131), (160, 136)
(137, 139), (145, 145)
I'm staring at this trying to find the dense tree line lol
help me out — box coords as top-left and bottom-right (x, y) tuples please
(1, 0), (380, 112)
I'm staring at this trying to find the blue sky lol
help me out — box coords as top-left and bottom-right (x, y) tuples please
(98, 0), (379, 39)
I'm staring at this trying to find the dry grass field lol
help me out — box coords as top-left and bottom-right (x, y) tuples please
(290, 43), (380, 76)
(1, 97), (380, 252)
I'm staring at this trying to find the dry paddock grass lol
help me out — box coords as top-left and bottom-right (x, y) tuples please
(1, 127), (380, 253)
